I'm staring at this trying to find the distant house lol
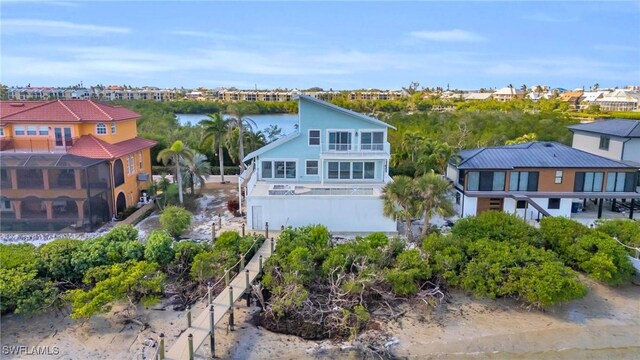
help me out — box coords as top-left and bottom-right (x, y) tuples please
(240, 95), (397, 233)
(579, 91), (609, 109)
(464, 92), (493, 101)
(593, 89), (640, 111)
(446, 142), (639, 220)
(492, 87), (524, 102)
(560, 91), (584, 109)
(568, 119), (640, 166)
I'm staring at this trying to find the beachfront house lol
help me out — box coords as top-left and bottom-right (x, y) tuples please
(446, 142), (639, 221)
(239, 95), (397, 233)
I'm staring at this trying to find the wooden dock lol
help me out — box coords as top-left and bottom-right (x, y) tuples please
(164, 238), (275, 360)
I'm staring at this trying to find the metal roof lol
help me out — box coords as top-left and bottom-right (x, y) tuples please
(295, 94), (396, 130)
(567, 119), (640, 138)
(456, 142), (634, 170)
(242, 132), (301, 162)
(0, 153), (106, 168)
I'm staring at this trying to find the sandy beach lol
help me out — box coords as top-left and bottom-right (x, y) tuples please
(1, 277), (638, 360)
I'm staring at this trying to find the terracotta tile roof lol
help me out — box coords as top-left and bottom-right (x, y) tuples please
(67, 134), (157, 159)
(0, 100), (140, 124)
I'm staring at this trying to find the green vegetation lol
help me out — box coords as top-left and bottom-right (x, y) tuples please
(144, 230), (175, 267)
(159, 206), (193, 238)
(157, 140), (194, 204)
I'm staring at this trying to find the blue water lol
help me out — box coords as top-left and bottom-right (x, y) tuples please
(176, 113), (299, 135)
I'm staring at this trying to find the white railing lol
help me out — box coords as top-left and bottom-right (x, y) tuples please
(320, 142), (390, 154)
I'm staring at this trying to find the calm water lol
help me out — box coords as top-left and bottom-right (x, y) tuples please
(176, 113), (299, 135)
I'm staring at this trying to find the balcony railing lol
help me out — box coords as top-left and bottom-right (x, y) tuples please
(0, 137), (79, 153)
(320, 142), (390, 154)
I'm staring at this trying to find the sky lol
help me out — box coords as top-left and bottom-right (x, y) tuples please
(1, 1), (639, 90)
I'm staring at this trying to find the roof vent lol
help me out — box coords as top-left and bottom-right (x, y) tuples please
(543, 142), (554, 147)
(9, 103), (25, 107)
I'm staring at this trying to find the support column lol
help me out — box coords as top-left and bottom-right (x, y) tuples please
(12, 201), (21, 220)
(76, 200), (85, 227)
(10, 169), (18, 190)
(597, 198), (603, 219)
(74, 169), (83, 190)
(44, 200), (53, 220)
(42, 170), (50, 190)
(630, 199), (635, 220)
(611, 199), (617, 211)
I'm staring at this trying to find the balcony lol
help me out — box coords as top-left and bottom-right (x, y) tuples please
(0, 137), (78, 153)
(319, 142), (390, 159)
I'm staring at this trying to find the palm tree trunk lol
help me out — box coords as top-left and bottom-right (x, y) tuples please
(421, 213), (431, 237)
(238, 119), (245, 172)
(219, 144), (225, 183)
(190, 173), (195, 195)
(405, 212), (413, 241)
(176, 160), (184, 204)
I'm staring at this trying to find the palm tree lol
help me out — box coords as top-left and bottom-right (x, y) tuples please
(157, 140), (194, 204)
(201, 113), (231, 183)
(182, 152), (211, 195)
(414, 173), (455, 237)
(402, 132), (424, 162)
(226, 102), (259, 171)
(382, 176), (419, 241)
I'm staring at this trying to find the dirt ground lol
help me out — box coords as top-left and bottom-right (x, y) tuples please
(1, 278), (638, 360)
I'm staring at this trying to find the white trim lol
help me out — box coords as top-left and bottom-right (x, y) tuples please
(111, 122), (117, 134)
(96, 122), (107, 135)
(308, 129), (321, 146)
(259, 158), (298, 180)
(326, 129), (355, 151)
(326, 160), (376, 181)
(305, 159), (319, 176)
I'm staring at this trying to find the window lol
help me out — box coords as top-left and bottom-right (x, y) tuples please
(606, 172), (636, 192)
(548, 198), (561, 209)
(509, 171), (539, 191)
(555, 170), (563, 184)
(26, 126), (37, 135)
(261, 161), (273, 178)
(339, 162), (350, 179)
(0, 198), (11, 211)
(455, 192), (461, 205)
(516, 200), (527, 209)
(328, 131), (352, 151)
(138, 151), (143, 170)
(308, 130), (320, 146)
(361, 131), (384, 150)
(458, 169), (465, 186)
(127, 155), (136, 175)
(364, 162), (375, 179)
(111, 122), (117, 134)
(96, 122), (107, 135)
(599, 136), (610, 150)
(328, 161), (375, 180)
(328, 162), (339, 179)
(305, 160), (318, 175)
(14, 126), (25, 136)
(467, 171), (506, 191)
(38, 126), (48, 136)
(0, 127), (4, 136)
(574, 172), (604, 192)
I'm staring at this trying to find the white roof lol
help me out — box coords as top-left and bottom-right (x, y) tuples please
(595, 89), (640, 103)
(493, 87), (523, 95)
(465, 92), (493, 100)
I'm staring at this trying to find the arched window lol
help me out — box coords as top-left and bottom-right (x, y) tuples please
(96, 122), (107, 135)
(113, 159), (125, 187)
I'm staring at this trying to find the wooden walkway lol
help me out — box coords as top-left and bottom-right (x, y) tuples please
(164, 238), (274, 360)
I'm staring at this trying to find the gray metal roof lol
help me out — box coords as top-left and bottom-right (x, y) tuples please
(567, 119), (640, 138)
(296, 94), (397, 130)
(456, 142), (634, 169)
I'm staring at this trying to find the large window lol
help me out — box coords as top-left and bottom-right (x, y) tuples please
(328, 161), (375, 180)
(509, 171), (539, 191)
(305, 160), (318, 175)
(26, 126), (37, 135)
(360, 131), (384, 150)
(328, 131), (352, 151)
(262, 160), (296, 179)
(96, 123), (107, 135)
(467, 171), (506, 191)
(14, 126), (24, 136)
(606, 172), (636, 192)
(599, 136), (610, 150)
(308, 130), (320, 146)
(574, 171), (604, 192)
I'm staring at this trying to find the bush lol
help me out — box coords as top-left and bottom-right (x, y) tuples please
(144, 230), (175, 267)
(71, 232), (144, 275)
(172, 241), (206, 271)
(226, 198), (239, 214)
(595, 219), (640, 256)
(160, 206), (192, 238)
(385, 249), (432, 296)
(103, 225), (139, 242)
(452, 211), (541, 246)
(38, 239), (83, 282)
(540, 217), (635, 285)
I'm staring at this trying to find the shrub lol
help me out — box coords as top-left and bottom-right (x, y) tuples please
(385, 249), (432, 296)
(0, 268), (59, 314)
(160, 206), (192, 238)
(71, 235), (144, 275)
(226, 198), (239, 214)
(172, 241), (206, 270)
(452, 211), (541, 246)
(38, 238), (83, 282)
(595, 219), (640, 256)
(103, 225), (139, 242)
(422, 233), (467, 285)
(144, 230), (175, 267)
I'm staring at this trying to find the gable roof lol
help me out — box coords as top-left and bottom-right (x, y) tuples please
(0, 100), (140, 124)
(455, 142), (633, 170)
(242, 132), (300, 162)
(296, 94), (396, 130)
(67, 134), (157, 159)
(567, 119), (640, 138)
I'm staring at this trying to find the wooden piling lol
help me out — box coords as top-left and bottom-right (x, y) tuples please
(228, 286), (234, 331)
(265, 222), (269, 238)
(186, 305), (192, 328)
(209, 305), (215, 358)
(188, 333), (194, 360)
(245, 269), (251, 307)
(158, 333), (165, 360)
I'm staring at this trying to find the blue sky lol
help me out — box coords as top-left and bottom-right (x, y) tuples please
(1, 1), (639, 90)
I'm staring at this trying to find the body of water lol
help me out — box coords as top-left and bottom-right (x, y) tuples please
(176, 113), (299, 135)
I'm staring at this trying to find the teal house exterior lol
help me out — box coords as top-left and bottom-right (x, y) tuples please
(241, 95), (397, 233)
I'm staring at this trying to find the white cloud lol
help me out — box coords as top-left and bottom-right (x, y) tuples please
(409, 29), (486, 42)
(1, 19), (130, 36)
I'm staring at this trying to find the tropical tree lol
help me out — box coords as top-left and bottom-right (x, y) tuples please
(382, 176), (419, 241)
(157, 140), (194, 204)
(182, 152), (211, 195)
(414, 173), (455, 237)
(226, 102), (259, 171)
(201, 113), (231, 183)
